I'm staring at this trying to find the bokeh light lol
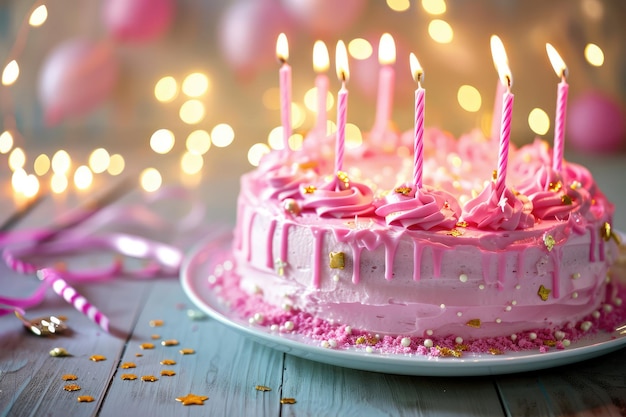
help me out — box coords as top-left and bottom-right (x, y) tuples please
(51, 173), (68, 194)
(346, 123), (363, 149)
(22, 174), (39, 198)
(29, 5), (48, 27)
(584, 43), (604, 67)
(0, 131), (13, 154)
(304, 87), (334, 113)
(457, 85), (482, 112)
(387, 0), (410, 12)
(2, 60), (19, 86)
(291, 103), (306, 129)
(74, 165), (93, 190)
(107, 154), (125, 176)
(150, 129), (176, 154)
(247, 143), (271, 167)
(11, 169), (26, 193)
(182, 72), (210, 97)
(88, 148), (111, 174)
(528, 108), (550, 135)
(51, 150), (71, 174)
(154, 76), (178, 103)
(179, 99), (206, 124)
(8, 147), (25, 171)
(262, 87), (280, 110)
(348, 38), (373, 60)
(211, 123), (235, 147)
(422, 0), (447, 15)
(186, 130), (211, 155)
(140, 168), (162, 192)
(34, 154), (50, 176)
(428, 19), (453, 44)
(181, 152), (204, 175)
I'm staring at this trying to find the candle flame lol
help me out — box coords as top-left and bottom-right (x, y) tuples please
(378, 33), (396, 65)
(313, 40), (330, 73)
(409, 53), (424, 85)
(546, 43), (568, 79)
(490, 35), (512, 88)
(335, 40), (350, 82)
(276, 33), (289, 63)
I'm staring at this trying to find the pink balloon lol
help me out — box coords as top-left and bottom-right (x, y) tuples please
(219, 0), (293, 79)
(102, 0), (174, 42)
(281, 0), (366, 37)
(38, 39), (119, 126)
(567, 91), (626, 153)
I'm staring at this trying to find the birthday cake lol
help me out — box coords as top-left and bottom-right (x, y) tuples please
(206, 128), (625, 355)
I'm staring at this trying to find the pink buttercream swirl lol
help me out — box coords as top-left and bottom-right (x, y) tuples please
(299, 175), (375, 218)
(375, 184), (461, 230)
(461, 183), (535, 231)
(260, 163), (317, 201)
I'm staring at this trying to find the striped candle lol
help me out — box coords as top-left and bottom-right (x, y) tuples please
(276, 33), (292, 151)
(410, 53), (425, 189)
(334, 40), (349, 188)
(546, 43), (569, 173)
(313, 40), (330, 135)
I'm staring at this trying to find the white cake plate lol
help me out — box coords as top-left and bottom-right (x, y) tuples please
(180, 234), (626, 377)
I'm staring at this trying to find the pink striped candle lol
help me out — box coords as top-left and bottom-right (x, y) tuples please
(410, 53), (425, 189)
(335, 40), (349, 189)
(276, 33), (292, 151)
(490, 36), (509, 141)
(372, 33), (396, 137)
(313, 40), (330, 135)
(546, 43), (569, 173)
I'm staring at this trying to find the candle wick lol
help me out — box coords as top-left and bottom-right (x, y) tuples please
(278, 57), (287, 65)
(505, 74), (512, 89)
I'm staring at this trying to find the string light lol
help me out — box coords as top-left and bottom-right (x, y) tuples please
(348, 38), (373, 60)
(28, 5), (48, 27)
(2, 60), (20, 86)
(211, 124), (235, 148)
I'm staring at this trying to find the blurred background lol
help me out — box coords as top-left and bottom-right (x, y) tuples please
(1, 0), (625, 224)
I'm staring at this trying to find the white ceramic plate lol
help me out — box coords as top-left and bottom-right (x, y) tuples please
(180, 235), (626, 377)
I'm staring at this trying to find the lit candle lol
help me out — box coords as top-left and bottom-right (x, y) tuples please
(490, 35), (514, 199)
(335, 40), (349, 188)
(276, 33), (292, 151)
(490, 35), (508, 141)
(410, 53), (425, 190)
(313, 40), (330, 135)
(546, 43), (569, 174)
(372, 33), (396, 137)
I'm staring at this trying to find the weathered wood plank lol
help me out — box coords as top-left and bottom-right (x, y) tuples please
(97, 280), (285, 417)
(280, 354), (504, 417)
(496, 347), (626, 417)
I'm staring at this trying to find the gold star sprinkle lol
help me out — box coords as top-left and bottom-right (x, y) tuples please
(50, 347), (70, 357)
(543, 234), (556, 251)
(120, 374), (137, 381)
(141, 375), (158, 382)
(64, 384), (81, 391)
(176, 393), (209, 406)
(600, 222), (612, 242)
(149, 319), (164, 327)
(337, 171), (350, 190)
(179, 348), (195, 355)
(488, 348), (503, 355)
(274, 258), (287, 276)
(151, 334), (160, 340)
(455, 221), (468, 228)
(89, 355), (106, 362)
(329, 252), (345, 269)
(436, 346), (462, 357)
(120, 362), (136, 369)
(543, 340), (556, 347)
(466, 319), (481, 328)
(160, 370), (176, 377)
(303, 185), (316, 194)
(255, 385), (272, 392)
(537, 285), (551, 301)
(355, 336), (366, 345)
(561, 194), (572, 205)
(446, 229), (463, 237)
(280, 398), (297, 404)
(394, 186), (412, 196)
(139, 343), (155, 350)
(77, 395), (94, 403)
(62, 374), (77, 381)
(548, 181), (562, 192)
(135, 353), (143, 357)
(160, 359), (176, 365)
(161, 339), (179, 347)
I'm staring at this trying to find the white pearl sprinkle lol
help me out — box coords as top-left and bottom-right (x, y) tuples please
(253, 313), (264, 323)
(365, 346), (374, 353)
(248, 317), (255, 324)
(510, 334), (517, 341)
(223, 260), (233, 271)
(401, 337), (411, 347)
(455, 336), (463, 344)
(426, 329), (433, 336)
(603, 304), (613, 313)
(424, 339), (433, 348)
(581, 321), (592, 332)
(505, 306), (512, 312)
(328, 339), (337, 348)
(440, 304), (446, 309)
(592, 311), (601, 319)
(515, 284), (521, 290)
(270, 324), (278, 332)
(320, 340), (330, 348)
(571, 272), (581, 279)
(615, 297), (623, 306)
(479, 284), (485, 290)
(529, 332), (537, 340)
(511, 300), (517, 306)
(282, 303), (292, 312)
(459, 273), (468, 283)
(284, 321), (294, 331)
(332, 274), (340, 282)
(456, 312), (462, 317)
(496, 318), (502, 324)
(562, 339), (571, 347)
(554, 330), (565, 340)
(207, 275), (217, 284)
(572, 292), (578, 299)
(344, 326), (352, 335)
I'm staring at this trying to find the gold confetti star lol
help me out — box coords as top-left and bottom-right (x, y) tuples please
(63, 384), (81, 392)
(303, 185), (316, 194)
(488, 348), (503, 355)
(77, 395), (94, 403)
(561, 194), (572, 205)
(62, 374), (77, 381)
(160, 370), (176, 377)
(543, 234), (556, 251)
(466, 319), (481, 328)
(149, 319), (164, 327)
(161, 339), (179, 346)
(455, 221), (468, 228)
(139, 343), (155, 350)
(255, 385), (272, 392)
(394, 186), (412, 196)
(160, 359), (176, 365)
(600, 222), (612, 242)
(548, 181), (562, 192)
(141, 375), (158, 382)
(89, 355), (106, 362)
(447, 229), (463, 237)
(179, 348), (195, 355)
(280, 398), (297, 404)
(176, 393), (209, 406)
(120, 362), (136, 369)
(120, 374), (137, 381)
(329, 252), (345, 269)
(538, 285), (551, 301)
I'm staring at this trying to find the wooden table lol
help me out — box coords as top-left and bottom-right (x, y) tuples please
(2, 152), (626, 417)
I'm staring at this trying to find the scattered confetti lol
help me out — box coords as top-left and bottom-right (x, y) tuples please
(280, 398), (297, 404)
(135, 353), (143, 357)
(179, 348), (195, 355)
(63, 384), (81, 391)
(49, 347), (70, 357)
(543, 234), (556, 251)
(120, 362), (136, 369)
(151, 334), (160, 340)
(120, 374), (137, 381)
(176, 393), (209, 406)
(329, 252), (345, 269)
(394, 186), (411, 195)
(89, 355), (106, 362)
(160, 359), (176, 365)
(466, 319), (481, 328)
(186, 309), (206, 320)
(62, 374), (77, 381)
(160, 370), (176, 377)
(255, 385), (272, 392)
(141, 375), (158, 382)
(538, 285), (551, 301)
(161, 339), (179, 346)
(149, 319), (164, 327)
(77, 395), (95, 403)
(140, 343), (155, 350)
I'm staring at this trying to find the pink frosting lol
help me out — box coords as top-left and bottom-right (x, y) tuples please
(375, 184), (461, 230)
(461, 183), (535, 230)
(261, 164), (316, 201)
(299, 177), (375, 218)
